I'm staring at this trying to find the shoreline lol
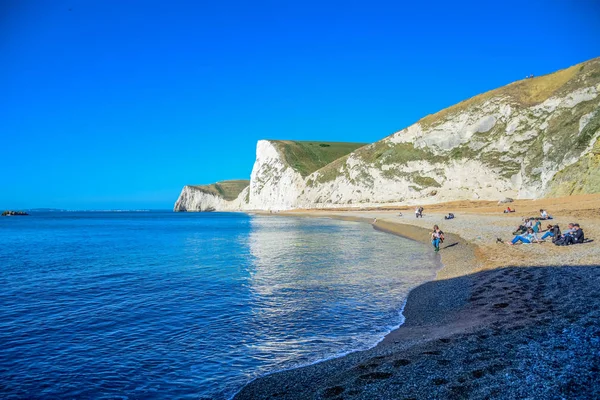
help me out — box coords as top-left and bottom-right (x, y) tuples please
(235, 198), (600, 399)
(229, 214), (444, 400)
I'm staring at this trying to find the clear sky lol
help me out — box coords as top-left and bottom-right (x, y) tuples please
(1, 0), (599, 210)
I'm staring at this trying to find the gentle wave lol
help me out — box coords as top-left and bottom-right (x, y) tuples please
(0, 212), (440, 399)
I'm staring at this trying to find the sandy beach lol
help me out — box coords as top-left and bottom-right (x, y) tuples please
(235, 194), (600, 399)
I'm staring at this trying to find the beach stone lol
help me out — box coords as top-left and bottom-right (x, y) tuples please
(498, 197), (514, 204)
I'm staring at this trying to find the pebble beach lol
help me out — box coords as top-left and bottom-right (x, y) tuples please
(235, 194), (600, 399)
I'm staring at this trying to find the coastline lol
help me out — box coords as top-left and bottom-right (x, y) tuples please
(235, 195), (600, 399)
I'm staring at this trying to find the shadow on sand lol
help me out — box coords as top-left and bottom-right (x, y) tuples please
(235, 265), (600, 400)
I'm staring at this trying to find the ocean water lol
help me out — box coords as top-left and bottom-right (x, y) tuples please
(0, 212), (441, 399)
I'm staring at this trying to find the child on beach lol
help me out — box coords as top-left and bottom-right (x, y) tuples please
(431, 225), (444, 252)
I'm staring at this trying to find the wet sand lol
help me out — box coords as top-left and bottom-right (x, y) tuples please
(235, 194), (600, 399)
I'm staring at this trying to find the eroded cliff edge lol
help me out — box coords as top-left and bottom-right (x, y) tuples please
(175, 57), (600, 212)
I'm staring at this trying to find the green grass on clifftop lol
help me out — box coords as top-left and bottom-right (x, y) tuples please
(189, 180), (249, 201)
(419, 57), (600, 129)
(309, 57), (600, 191)
(271, 140), (367, 177)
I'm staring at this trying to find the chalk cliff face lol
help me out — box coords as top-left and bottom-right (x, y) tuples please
(175, 57), (600, 212)
(173, 180), (249, 212)
(173, 185), (249, 211)
(246, 140), (306, 211)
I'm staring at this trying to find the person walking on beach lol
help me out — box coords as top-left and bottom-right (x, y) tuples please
(431, 225), (444, 252)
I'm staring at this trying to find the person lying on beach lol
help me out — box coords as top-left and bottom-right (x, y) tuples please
(508, 227), (541, 245)
(444, 213), (455, 220)
(431, 225), (444, 252)
(541, 224), (561, 242)
(539, 209), (552, 219)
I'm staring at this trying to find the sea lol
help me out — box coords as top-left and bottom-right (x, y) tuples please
(0, 211), (441, 399)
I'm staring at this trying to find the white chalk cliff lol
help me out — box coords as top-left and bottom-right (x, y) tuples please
(175, 58), (600, 212)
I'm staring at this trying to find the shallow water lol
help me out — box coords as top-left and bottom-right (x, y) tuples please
(0, 212), (440, 399)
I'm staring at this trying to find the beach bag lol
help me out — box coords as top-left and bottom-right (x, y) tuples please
(554, 237), (567, 246)
(551, 226), (561, 243)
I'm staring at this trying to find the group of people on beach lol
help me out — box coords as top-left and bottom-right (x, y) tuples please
(502, 209), (586, 246)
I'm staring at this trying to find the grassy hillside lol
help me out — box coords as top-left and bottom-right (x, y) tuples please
(189, 180), (249, 201)
(270, 140), (367, 177)
(419, 58), (599, 129)
(309, 57), (600, 194)
(546, 135), (600, 196)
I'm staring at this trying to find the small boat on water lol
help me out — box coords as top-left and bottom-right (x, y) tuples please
(1, 210), (29, 216)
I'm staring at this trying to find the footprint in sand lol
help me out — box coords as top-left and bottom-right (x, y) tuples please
(393, 359), (411, 367)
(358, 372), (393, 381)
(431, 378), (448, 385)
(322, 386), (345, 398)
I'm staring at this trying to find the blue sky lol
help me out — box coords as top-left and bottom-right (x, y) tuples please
(1, 0), (599, 209)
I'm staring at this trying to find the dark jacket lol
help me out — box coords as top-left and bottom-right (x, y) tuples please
(572, 228), (585, 244)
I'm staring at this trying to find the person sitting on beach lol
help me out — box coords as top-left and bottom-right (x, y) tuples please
(559, 223), (576, 237)
(431, 225), (444, 252)
(555, 223), (585, 246)
(541, 224), (561, 242)
(503, 207), (515, 213)
(508, 227), (541, 245)
(513, 218), (530, 235)
(552, 223), (575, 244)
(532, 220), (542, 233)
(444, 213), (455, 220)
(571, 224), (585, 244)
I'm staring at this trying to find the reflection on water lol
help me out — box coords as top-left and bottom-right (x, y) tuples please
(241, 216), (441, 385)
(0, 212), (440, 400)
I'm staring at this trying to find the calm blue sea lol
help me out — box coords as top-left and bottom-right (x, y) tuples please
(0, 212), (440, 399)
